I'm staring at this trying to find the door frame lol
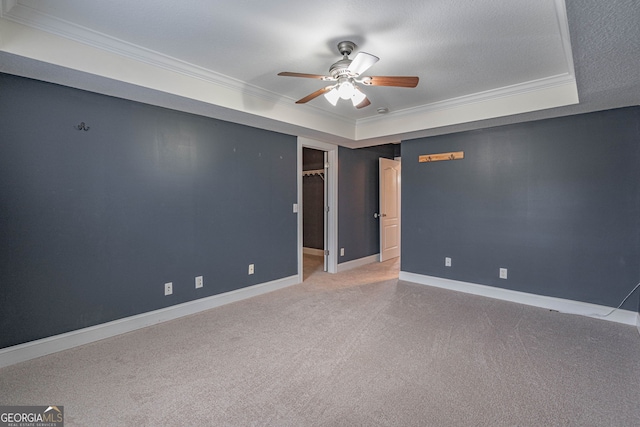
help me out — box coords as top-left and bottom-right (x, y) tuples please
(297, 137), (338, 279)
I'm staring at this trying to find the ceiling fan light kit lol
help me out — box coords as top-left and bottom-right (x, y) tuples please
(278, 41), (419, 109)
(323, 77), (367, 106)
(337, 79), (356, 99)
(324, 87), (340, 106)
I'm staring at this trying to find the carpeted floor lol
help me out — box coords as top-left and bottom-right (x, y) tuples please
(1, 255), (639, 426)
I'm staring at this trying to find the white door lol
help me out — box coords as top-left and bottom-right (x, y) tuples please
(379, 158), (401, 261)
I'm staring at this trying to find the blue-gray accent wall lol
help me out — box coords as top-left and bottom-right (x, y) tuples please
(401, 107), (640, 311)
(338, 145), (396, 263)
(0, 73), (297, 349)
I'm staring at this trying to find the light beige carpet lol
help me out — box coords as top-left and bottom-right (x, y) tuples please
(1, 255), (639, 426)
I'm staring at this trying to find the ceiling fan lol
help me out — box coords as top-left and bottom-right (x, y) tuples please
(278, 41), (419, 109)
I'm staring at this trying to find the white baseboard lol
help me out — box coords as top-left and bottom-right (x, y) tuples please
(399, 271), (638, 327)
(337, 254), (380, 272)
(303, 247), (324, 256)
(637, 313), (640, 337)
(0, 275), (300, 369)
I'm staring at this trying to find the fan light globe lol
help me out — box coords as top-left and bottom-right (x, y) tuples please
(351, 88), (366, 106)
(338, 80), (355, 99)
(324, 88), (340, 106)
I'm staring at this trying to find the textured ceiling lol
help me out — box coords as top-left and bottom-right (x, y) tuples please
(0, 0), (638, 146)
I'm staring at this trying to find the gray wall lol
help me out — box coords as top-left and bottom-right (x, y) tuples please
(401, 107), (640, 310)
(338, 145), (396, 263)
(0, 73), (297, 349)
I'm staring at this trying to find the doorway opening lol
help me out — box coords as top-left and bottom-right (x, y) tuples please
(298, 137), (338, 281)
(302, 147), (327, 279)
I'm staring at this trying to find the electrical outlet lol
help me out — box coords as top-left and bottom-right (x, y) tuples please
(499, 268), (508, 279)
(445, 257), (452, 267)
(340, 248), (345, 256)
(248, 264), (254, 275)
(164, 282), (173, 296)
(195, 276), (203, 289)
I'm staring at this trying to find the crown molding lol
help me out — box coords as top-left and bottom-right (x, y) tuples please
(0, 0), (17, 16)
(553, 0), (576, 77)
(354, 76), (578, 142)
(1, 2), (247, 93)
(357, 73), (577, 127)
(1, 0), (579, 146)
(0, 1), (351, 126)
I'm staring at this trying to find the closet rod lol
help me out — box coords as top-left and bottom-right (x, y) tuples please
(302, 169), (325, 180)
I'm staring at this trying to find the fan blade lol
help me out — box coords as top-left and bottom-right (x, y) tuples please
(278, 72), (329, 79)
(355, 96), (371, 109)
(295, 86), (335, 104)
(363, 76), (419, 88)
(348, 52), (379, 76)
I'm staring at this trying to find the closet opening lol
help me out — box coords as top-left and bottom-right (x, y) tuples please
(302, 147), (328, 278)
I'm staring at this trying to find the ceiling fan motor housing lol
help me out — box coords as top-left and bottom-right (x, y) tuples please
(330, 41), (357, 78)
(329, 59), (353, 78)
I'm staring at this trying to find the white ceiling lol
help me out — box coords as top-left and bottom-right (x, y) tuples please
(0, 0), (637, 147)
